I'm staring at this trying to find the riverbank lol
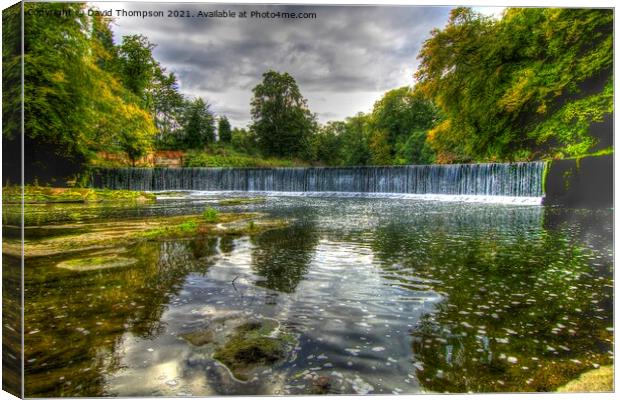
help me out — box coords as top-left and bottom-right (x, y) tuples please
(557, 365), (613, 392)
(2, 185), (156, 204)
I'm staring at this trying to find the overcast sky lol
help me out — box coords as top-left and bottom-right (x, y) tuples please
(89, 3), (503, 128)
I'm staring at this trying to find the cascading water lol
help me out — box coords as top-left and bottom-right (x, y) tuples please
(91, 162), (546, 199)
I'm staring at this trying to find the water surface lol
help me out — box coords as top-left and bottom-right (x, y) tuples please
(21, 194), (613, 396)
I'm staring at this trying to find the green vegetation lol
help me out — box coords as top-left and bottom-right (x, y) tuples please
(4, 4), (612, 185)
(213, 319), (292, 381)
(416, 7), (613, 163)
(180, 329), (215, 346)
(556, 366), (613, 392)
(56, 255), (138, 271)
(218, 116), (232, 143)
(2, 185), (156, 204)
(218, 197), (267, 206)
(202, 207), (219, 223)
(250, 70), (317, 158)
(183, 147), (302, 168)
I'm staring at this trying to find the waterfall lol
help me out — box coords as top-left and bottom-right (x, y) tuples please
(91, 162), (546, 198)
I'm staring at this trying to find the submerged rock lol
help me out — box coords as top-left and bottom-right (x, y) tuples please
(56, 255), (138, 271)
(180, 329), (215, 346)
(213, 319), (295, 381)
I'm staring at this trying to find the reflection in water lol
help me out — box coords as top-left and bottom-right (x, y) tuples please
(16, 195), (614, 396)
(23, 240), (215, 396)
(251, 217), (319, 293)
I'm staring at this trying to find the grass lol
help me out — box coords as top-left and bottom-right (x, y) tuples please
(202, 207), (219, 223)
(2, 185), (156, 204)
(183, 147), (307, 168)
(557, 366), (613, 392)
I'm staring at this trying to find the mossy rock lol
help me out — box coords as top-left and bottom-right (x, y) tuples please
(213, 319), (293, 381)
(218, 197), (267, 206)
(180, 329), (215, 346)
(57, 255), (138, 271)
(557, 366), (613, 392)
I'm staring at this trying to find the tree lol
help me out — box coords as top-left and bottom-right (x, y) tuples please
(231, 128), (259, 155)
(118, 35), (157, 107)
(152, 68), (185, 148)
(181, 98), (215, 149)
(339, 113), (372, 166)
(18, 2), (106, 182)
(310, 121), (345, 165)
(250, 70), (317, 158)
(368, 86), (440, 164)
(369, 130), (392, 165)
(371, 87), (438, 151)
(416, 7), (613, 162)
(218, 116), (232, 143)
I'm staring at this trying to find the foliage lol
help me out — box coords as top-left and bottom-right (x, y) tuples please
(231, 128), (259, 155)
(250, 70), (317, 158)
(309, 121), (345, 165)
(338, 113), (372, 166)
(117, 35), (157, 106)
(416, 7), (613, 162)
(183, 147), (301, 168)
(369, 87), (439, 163)
(368, 130), (392, 165)
(181, 98), (215, 149)
(218, 116), (232, 143)
(152, 69), (185, 148)
(2, 185), (155, 204)
(202, 207), (219, 223)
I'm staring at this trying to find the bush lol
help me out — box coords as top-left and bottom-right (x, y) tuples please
(202, 207), (218, 223)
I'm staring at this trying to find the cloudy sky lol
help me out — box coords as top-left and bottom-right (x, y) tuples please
(90, 2), (502, 128)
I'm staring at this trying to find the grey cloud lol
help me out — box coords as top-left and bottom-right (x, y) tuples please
(91, 2), (451, 126)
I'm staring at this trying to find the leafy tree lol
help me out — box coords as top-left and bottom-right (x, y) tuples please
(218, 116), (232, 143)
(118, 35), (157, 107)
(152, 68), (185, 148)
(394, 129), (436, 165)
(231, 128), (259, 155)
(416, 7), (613, 162)
(371, 87), (438, 150)
(369, 130), (392, 165)
(181, 98), (215, 149)
(250, 70), (317, 158)
(310, 121), (345, 165)
(2, 3), (22, 184)
(19, 2), (103, 182)
(339, 113), (372, 166)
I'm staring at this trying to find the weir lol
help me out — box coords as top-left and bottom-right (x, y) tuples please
(91, 162), (546, 198)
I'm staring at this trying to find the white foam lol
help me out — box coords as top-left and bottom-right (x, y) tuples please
(155, 190), (543, 206)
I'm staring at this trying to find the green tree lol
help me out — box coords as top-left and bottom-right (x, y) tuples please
(416, 7), (613, 163)
(152, 68), (185, 148)
(181, 98), (215, 149)
(310, 121), (345, 165)
(250, 70), (317, 158)
(339, 113), (372, 166)
(369, 86), (440, 164)
(218, 116), (232, 143)
(118, 35), (157, 107)
(231, 128), (258, 155)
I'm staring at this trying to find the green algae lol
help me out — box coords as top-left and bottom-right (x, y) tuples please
(3, 186), (156, 204)
(218, 197), (267, 206)
(557, 365), (613, 392)
(213, 319), (293, 381)
(57, 255), (138, 271)
(180, 329), (215, 346)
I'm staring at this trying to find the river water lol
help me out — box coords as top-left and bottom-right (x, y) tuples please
(20, 193), (613, 396)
